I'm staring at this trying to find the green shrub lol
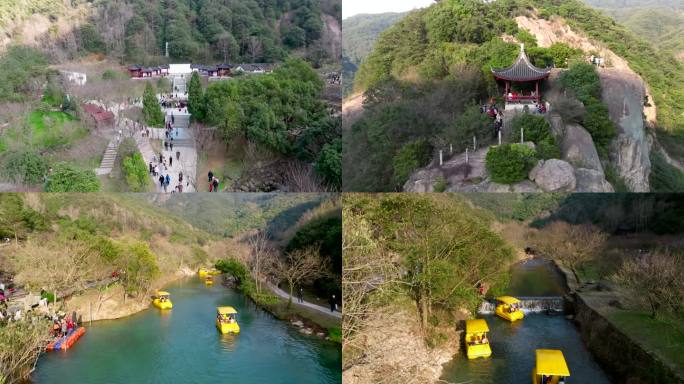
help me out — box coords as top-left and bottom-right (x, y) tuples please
(93, 236), (122, 263)
(121, 242), (160, 295)
(650, 151), (684, 192)
(122, 152), (149, 192)
(44, 163), (100, 192)
(328, 327), (342, 343)
(536, 138), (561, 160)
(509, 114), (560, 160)
(215, 258), (256, 295)
(102, 69), (125, 81)
(433, 176), (447, 192)
(486, 143), (537, 184)
(393, 140), (433, 188)
(315, 139), (342, 190)
(559, 62), (616, 155)
(1, 150), (49, 184)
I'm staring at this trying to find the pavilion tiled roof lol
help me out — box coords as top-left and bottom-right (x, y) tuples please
(491, 44), (551, 82)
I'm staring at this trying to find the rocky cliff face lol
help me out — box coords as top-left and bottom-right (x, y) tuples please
(599, 69), (652, 192)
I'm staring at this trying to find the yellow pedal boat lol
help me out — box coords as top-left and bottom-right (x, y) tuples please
(532, 349), (570, 384)
(152, 291), (173, 310)
(199, 268), (221, 278)
(204, 276), (214, 285)
(496, 296), (524, 322)
(465, 319), (492, 359)
(216, 306), (240, 334)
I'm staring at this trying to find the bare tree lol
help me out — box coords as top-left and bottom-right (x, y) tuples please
(613, 249), (684, 318)
(273, 245), (328, 307)
(342, 208), (400, 368)
(528, 221), (608, 278)
(247, 230), (274, 297)
(284, 160), (327, 192)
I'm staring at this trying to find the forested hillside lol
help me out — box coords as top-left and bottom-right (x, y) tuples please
(1, 0), (341, 66)
(342, 12), (406, 96)
(583, 0), (684, 60)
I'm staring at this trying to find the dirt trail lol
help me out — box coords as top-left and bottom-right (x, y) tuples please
(321, 13), (342, 61)
(342, 93), (364, 130)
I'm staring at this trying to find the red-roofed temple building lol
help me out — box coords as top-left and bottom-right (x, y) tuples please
(82, 103), (114, 129)
(491, 44), (551, 104)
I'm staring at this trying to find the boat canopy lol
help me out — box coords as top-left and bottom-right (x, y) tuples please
(156, 291), (170, 297)
(465, 319), (489, 334)
(217, 306), (238, 315)
(497, 296), (521, 305)
(536, 349), (570, 376)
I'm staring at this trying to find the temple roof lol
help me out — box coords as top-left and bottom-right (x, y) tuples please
(491, 44), (551, 81)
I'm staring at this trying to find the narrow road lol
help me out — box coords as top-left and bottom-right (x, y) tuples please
(267, 283), (341, 319)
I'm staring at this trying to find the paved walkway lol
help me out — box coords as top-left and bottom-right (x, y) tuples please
(267, 283), (341, 319)
(134, 126), (197, 193)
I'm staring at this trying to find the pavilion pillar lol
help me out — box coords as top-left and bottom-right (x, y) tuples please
(535, 81), (540, 102)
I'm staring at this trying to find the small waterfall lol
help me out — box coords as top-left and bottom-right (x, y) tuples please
(478, 296), (565, 314)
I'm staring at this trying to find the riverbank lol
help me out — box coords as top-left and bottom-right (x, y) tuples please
(573, 286), (684, 383)
(549, 258), (684, 383)
(342, 305), (458, 384)
(64, 267), (196, 323)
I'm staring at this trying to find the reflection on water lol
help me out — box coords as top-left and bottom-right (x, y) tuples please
(508, 258), (567, 297)
(442, 314), (612, 384)
(32, 279), (341, 384)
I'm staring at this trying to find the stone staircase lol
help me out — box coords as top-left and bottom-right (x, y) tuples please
(173, 76), (187, 94)
(95, 139), (120, 175)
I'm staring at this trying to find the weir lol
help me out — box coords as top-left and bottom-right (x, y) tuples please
(478, 296), (565, 314)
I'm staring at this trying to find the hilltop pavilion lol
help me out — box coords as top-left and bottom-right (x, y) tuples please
(491, 44), (551, 104)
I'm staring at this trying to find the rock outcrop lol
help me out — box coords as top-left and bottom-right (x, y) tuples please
(599, 69), (651, 192)
(529, 159), (576, 192)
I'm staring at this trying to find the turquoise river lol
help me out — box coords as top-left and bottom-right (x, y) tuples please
(31, 278), (341, 384)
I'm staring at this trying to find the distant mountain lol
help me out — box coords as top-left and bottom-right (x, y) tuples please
(342, 12), (407, 96)
(583, 0), (684, 60)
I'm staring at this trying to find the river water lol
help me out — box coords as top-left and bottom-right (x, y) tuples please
(441, 258), (612, 383)
(31, 279), (341, 384)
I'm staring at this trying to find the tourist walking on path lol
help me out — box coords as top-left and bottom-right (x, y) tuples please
(208, 170), (213, 183)
(169, 157), (173, 167)
(212, 177), (219, 192)
(298, 287), (304, 303)
(329, 295), (336, 312)
(170, 142), (173, 152)
(158, 175), (164, 188)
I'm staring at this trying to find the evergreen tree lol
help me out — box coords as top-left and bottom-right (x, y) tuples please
(142, 82), (164, 127)
(188, 72), (205, 121)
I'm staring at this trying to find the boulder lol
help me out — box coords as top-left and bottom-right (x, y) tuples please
(533, 159), (576, 192)
(575, 168), (615, 192)
(561, 123), (603, 172)
(529, 160), (544, 181)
